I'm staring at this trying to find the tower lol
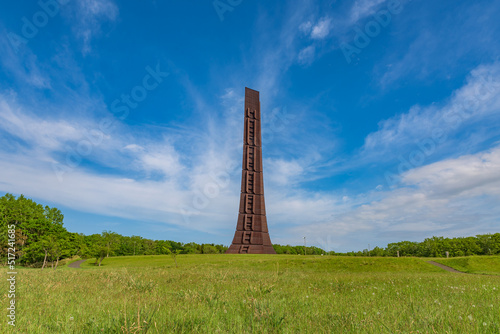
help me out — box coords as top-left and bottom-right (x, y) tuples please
(226, 88), (276, 254)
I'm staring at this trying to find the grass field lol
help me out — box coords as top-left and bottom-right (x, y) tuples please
(432, 256), (500, 275)
(3, 255), (500, 333)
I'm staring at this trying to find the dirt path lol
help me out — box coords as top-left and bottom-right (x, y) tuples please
(68, 259), (86, 269)
(427, 261), (464, 273)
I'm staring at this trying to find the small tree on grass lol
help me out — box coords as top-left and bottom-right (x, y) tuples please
(50, 238), (70, 269)
(41, 236), (56, 270)
(165, 248), (181, 268)
(94, 245), (108, 267)
(102, 230), (120, 258)
(81, 234), (108, 266)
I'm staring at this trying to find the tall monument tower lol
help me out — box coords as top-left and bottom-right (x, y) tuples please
(226, 88), (276, 254)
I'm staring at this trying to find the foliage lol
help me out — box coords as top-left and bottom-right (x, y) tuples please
(273, 244), (327, 255)
(0, 193), (73, 267)
(0, 194), (229, 268)
(374, 234), (500, 258)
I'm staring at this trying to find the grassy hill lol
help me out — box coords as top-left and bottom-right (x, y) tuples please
(432, 256), (500, 275)
(5, 255), (500, 333)
(81, 254), (445, 273)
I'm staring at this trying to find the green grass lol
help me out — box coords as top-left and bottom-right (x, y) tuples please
(3, 255), (500, 333)
(432, 256), (500, 275)
(81, 254), (445, 273)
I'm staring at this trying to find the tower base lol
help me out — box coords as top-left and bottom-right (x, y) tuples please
(226, 244), (276, 254)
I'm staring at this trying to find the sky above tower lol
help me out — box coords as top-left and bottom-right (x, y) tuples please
(1, 0), (499, 252)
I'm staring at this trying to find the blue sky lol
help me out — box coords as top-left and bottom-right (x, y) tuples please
(0, 0), (499, 252)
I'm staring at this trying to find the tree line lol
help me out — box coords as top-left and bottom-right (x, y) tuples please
(1, 194), (499, 268)
(368, 234), (500, 257)
(0, 194), (228, 268)
(272, 234), (500, 257)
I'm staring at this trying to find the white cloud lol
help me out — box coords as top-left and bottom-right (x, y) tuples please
(123, 144), (144, 152)
(286, 145), (500, 251)
(67, 0), (119, 54)
(1, 0), (497, 253)
(349, 0), (387, 24)
(0, 76), (337, 242)
(0, 35), (52, 89)
(0, 95), (85, 152)
(266, 159), (304, 186)
(139, 144), (183, 177)
(83, 0), (119, 18)
(0, 153), (191, 225)
(362, 62), (500, 160)
(310, 18), (332, 39)
(0, 85), (245, 235)
(377, 2), (500, 87)
(252, 62), (500, 251)
(297, 45), (315, 65)
(299, 21), (313, 34)
(403, 147), (500, 199)
(257, 60), (500, 249)
(295, 16), (332, 66)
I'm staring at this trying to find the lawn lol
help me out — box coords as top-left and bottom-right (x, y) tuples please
(3, 255), (499, 333)
(432, 256), (500, 275)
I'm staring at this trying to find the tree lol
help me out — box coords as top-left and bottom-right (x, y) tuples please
(41, 236), (56, 270)
(182, 242), (201, 254)
(165, 248), (181, 267)
(86, 234), (108, 266)
(102, 231), (120, 258)
(95, 244), (108, 267)
(0, 194), (72, 266)
(371, 246), (386, 257)
(202, 244), (218, 254)
(50, 237), (71, 269)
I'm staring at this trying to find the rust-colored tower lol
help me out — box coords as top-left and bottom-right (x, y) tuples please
(226, 88), (276, 254)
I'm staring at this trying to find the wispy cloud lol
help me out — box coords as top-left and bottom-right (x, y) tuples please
(310, 17), (332, 39)
(362, 62), (500, 162)
(249, 1), (316, 95)
(403, 147), (500, 199)
(0, 34), (51, 89)
(297, 45), (315, 65)
(378, 2), (500, 86)
(296, 16), (332, 65)
(64, 0), (119, 54)
(294, 0), (391, 66)
(1, 0), (498, 252)
(349, 0), (387, 24)
(0, 95), (86, 153)
(255, 61), (500, 251)
(289, 145), (500, 251)
(266, 159), (305, 186)
(0, 93), (241, 233)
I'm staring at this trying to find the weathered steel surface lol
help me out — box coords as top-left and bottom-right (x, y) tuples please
(226, 88), (276, 254)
